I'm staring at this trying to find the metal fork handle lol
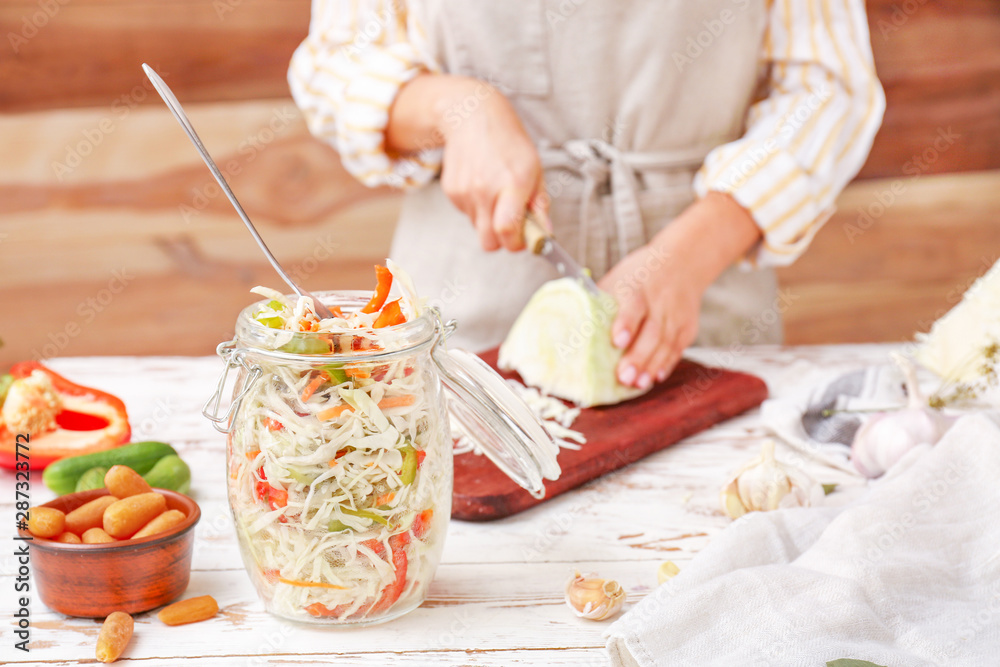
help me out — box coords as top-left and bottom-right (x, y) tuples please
(142, 63), (333, 319)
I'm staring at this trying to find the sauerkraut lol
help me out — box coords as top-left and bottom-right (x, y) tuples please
(226, 262), (451, 624)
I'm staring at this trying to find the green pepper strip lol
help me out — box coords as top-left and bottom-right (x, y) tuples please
(340, 506), (389, 526)
(399, 446), (418, 486)
(255, 316), (283, 329)
(287, 468), (316, 486)
(280, 337), (331, 355)
(321, 364), (349, 385)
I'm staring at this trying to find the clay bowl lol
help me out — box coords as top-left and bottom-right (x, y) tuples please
(18, 488), (201, 618)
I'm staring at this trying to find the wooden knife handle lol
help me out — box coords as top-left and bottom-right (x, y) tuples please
(523, 211), (551, 255)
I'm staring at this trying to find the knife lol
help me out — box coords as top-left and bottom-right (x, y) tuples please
(523, 212), (602, 295)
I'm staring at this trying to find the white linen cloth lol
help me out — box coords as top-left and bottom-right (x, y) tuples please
(606, 414), (1000, 667)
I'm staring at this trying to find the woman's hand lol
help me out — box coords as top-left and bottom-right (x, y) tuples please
(598, 242), (704, 390)
(386, 74), (548, 251)
(598, 192), (763, 388)
(438, 80), (547, 252)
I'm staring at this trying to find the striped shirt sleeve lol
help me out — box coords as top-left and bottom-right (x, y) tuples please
(287, 0), (442, 189)
(693, 0), (886, 267)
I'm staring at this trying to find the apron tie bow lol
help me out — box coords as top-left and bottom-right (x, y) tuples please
(540, 138), (644, 276)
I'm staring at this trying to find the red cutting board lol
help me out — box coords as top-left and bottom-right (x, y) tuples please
(451, 349), (768, 521)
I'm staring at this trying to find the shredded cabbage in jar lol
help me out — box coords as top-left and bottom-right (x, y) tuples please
(228, 261), (450, 623)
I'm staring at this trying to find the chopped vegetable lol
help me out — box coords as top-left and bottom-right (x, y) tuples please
(498, 278), (649, 407)
(0, 362), (131, 470)
(373, 299), (404, 328)
(278, 577), (348, 590)
(361, 265), (393, 314)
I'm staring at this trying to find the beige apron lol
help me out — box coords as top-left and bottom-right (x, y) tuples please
(391, 0), (781, 352)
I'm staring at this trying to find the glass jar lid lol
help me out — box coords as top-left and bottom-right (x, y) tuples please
(434, 347), (561, 499)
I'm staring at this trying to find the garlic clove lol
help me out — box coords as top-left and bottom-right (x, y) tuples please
(720, 479), (748, 519)
(565, 571), (625, 621)
(657, 561), (680, 585)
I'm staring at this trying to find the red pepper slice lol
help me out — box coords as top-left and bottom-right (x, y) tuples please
(368, 534), (409, 615)
(262, 417), (284, 432)
(411, 509), (433, 540)
(268, 487), (288, 510)
(306, 602), (338, 617)
(361, 265), (393, 314)
(373, 299), (405, 329)
(0, 361), (131, 470)
(254, 468), (288, 521)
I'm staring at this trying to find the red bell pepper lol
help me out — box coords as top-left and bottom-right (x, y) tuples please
(368, 534), (409, 615)
(373, 299), (405, 329)
(254, 468), (288, 517)
(0, 362), (131, 470)
(361, 265), (393, 314)
(411, 509), (433, 540)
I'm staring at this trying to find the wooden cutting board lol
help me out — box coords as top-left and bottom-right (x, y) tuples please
(451, 349), (768, 521)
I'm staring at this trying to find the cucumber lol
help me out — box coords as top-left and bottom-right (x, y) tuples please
(75, 466), (109, 492)
(142, 454), (191, 494)
(43, 441), (177, 495)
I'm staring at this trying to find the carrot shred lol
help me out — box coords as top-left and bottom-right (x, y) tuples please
(343, 366), (371, 380)
(317, 404), (353, 421)
(361, 265), (393, 314)
(301, 373), (326, 402)
(278, 577), (347, 590)
(376, 492), (395, 507)
(317, 395), (415, 421)
(246, 450), (261, 460)
(378, 394), (416, 410)
(306, 602), (338, 617)
(373, 299), (405, 329)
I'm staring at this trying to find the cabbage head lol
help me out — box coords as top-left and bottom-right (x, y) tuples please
(498, 278), (650, 407)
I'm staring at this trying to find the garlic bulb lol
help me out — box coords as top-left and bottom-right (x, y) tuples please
(850, 353), (954, 478)
(565, 571), (625, 621)
(720, 440), (824, 519)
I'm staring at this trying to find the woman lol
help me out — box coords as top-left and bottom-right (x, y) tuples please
(288, 0), (884, 390)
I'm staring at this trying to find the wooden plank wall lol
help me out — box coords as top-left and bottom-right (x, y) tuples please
(0, 0), (999, 366)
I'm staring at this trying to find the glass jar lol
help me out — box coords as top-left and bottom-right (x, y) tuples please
(204, 291), (559, 625)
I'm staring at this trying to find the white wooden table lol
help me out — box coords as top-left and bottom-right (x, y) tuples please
(0, 344), (893, 666)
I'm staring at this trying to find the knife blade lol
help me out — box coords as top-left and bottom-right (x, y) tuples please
(523, 213), (602, 295)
